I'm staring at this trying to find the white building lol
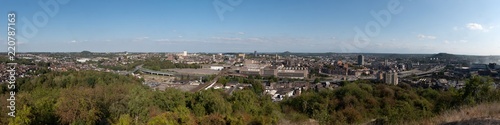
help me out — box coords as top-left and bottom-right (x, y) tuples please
(210, 66), (224, 71)
(76, 58), (91, 63)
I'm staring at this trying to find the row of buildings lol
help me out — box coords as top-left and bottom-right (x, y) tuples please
(239, 66), (309, 79)
(238, 60), (309, 79)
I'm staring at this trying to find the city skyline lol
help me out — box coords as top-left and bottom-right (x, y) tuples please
(1, 0), (500, 55)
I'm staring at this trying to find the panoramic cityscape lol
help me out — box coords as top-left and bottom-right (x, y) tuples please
(1, 0), (500, 125)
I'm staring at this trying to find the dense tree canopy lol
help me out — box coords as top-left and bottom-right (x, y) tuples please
(0, 70), (278, 125)
(0, 70), (498, 125)
(280, 76), (500, 124)
(142, 57), (201, 70)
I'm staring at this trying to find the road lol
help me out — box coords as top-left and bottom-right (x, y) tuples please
(127, 64), (174, 76)
(227, 83), (240, 95)
(190, 68), (228, 92)
(398, 65), (445, 78)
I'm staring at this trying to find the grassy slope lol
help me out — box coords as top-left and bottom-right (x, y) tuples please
(411, 102), (500, 125)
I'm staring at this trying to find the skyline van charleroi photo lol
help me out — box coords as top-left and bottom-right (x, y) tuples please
(1, 0), (500, 125)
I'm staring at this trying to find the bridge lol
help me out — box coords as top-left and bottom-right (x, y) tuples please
(398, 65), (445, 78)
(139, 68), (174, 76)
(130, 64), (174, 76)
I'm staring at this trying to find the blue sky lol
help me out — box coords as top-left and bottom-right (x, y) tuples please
(1, 0), (499, 55)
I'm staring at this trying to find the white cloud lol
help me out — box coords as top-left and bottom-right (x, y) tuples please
(465, 23), (496, 32)
(237, 32), (245, 35)
(178, 36), (183, 38)
(155, 39), (170, 42)
(417, 34), (436, 40)
(66, 40), (80, 44)
(443, 39), (468, 44)
(453, 26), (459, 31)
(211, 36), (309, 45)
(212, 37), (243, 41)
(133, 37), (150, 42)
(467, 23), (484, 30)
(247, 37), (263, 41)
(153, 38), (200, 44)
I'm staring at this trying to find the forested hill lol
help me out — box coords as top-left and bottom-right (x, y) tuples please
(1, 70), (500, 124)
(0, 71), (281, 125)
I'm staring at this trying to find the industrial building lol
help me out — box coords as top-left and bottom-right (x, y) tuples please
(239, 66), (308, 79)
(276, 67), (309, 79)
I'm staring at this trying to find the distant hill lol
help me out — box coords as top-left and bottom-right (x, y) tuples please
(431, 53), (458, 59)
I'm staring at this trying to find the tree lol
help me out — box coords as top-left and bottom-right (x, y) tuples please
(147, 112), (177, 125)
(249, 80), (264, 95)
(217, 77), (229, 86)
(8, 105), (32, 125)
(266, 76), (278, 83)
(55, 88), (102, 124)
(461, 76), (494, 105)
(230, 90), (259, 115)
(199, 113), (226, 125)
(114, 114), (132, 125)
(313, 78), (320, 84)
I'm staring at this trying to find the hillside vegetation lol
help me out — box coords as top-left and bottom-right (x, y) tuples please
(1, 70), (499, 125)
(409, 102), (500, 125)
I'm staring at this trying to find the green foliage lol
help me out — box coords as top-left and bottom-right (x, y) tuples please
(230, 90), (260, 115)
(98, 64), (134, 71)
(8, 105), (32, 125)
(281, 78), (500, 124)
(313, 78), (321, 84)
(199, 113), (226, 125)
(217, 76), (229, 86)
(4, 70), (500, 125)
(114, 114), (132, 125)
(248, 79), (264, 95)
(142, 57), (201, 70)
(147, 112), (177, 125)
(460, 76), (495, 105)
(266, 75), (279, 83)
(55, 87), (102, 125)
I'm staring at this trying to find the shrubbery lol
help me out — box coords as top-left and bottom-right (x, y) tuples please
(0, 71), (277, 125)
(281, 76), (500, 124)
(1, 70), (498, 125)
